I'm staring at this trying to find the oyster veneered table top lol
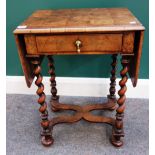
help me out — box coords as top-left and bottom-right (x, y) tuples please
(14, 8), (144, 34)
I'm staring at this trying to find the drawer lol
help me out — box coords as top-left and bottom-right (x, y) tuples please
(24, 33), (135, 54)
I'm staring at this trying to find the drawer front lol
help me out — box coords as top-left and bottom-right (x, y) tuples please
(24, 33), (135, 55)
(35, 34), (122, 54)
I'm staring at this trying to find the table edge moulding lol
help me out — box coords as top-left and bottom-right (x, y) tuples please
(13, 8), (145, 147)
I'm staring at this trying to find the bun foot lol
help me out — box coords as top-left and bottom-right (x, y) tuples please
(110, 135), (123, 147)
(41, 135), (54, 147)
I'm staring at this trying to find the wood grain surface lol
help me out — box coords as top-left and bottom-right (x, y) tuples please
(14, 8), (144, 34)
(14, 34), (34, 87)
(35, 33), (122, 54)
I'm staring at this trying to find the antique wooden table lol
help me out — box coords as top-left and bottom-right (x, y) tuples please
(14, 8), (145, 147)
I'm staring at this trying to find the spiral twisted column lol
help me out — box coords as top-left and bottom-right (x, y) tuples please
(47, 56), (59, 101)
(111, 55), (129, 147)
(31, 58), (53, 146)
(108, 54), (117, 99)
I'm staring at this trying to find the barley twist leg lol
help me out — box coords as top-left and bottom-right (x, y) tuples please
(47, 56), (59, 112)
(108, 54), (117, 99)
(111, 56), (129, 147)
(31, 58), (54, 146)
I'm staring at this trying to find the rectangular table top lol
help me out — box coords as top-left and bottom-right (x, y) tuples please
(14, 8), (144, 34)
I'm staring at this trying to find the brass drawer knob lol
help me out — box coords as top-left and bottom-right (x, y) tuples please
(75, 40), (82, 53)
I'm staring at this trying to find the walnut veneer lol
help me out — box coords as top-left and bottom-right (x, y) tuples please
(14, 8), (145, 147)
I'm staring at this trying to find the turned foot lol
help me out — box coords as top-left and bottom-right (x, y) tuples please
(111, 134), (123, 147)
(110, 128), (124, 147)
(41, 135), (54, 146)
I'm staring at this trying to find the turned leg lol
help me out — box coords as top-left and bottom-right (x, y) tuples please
(47, 56), (59, 112)
(31, 58), (54, 146)
(111, 55), (129, 147)
(108, 54), (117, 99)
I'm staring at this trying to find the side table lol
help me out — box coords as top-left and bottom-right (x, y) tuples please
(14, 8), (145, 147)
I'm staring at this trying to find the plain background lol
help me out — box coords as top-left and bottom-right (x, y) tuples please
(6, 0), (149, 79)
